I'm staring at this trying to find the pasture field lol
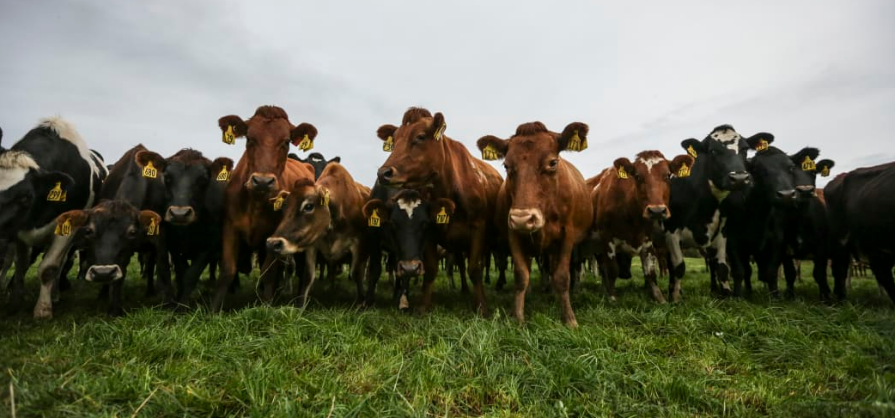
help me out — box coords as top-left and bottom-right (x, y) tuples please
(1, 258), (894, 417)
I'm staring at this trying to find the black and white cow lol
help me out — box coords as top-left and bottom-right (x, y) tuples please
(288, 152), (341, 180)
(662, 125), (751, 301)
(0, 117), (107, 318)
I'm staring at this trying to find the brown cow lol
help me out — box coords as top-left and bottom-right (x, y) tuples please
(375, 108), (502, 313)
(591, 151), (692, 302)
(265, 163), (371, 306)
(211, 105), (318, 312)
(477, 121), (593, 327)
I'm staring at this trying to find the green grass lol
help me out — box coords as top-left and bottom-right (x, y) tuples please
(1, 258), (894, 417)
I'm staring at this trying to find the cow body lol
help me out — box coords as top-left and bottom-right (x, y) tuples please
(825, 162), (895, 304)
(478, 121), (593, 327)
(376, 108), (502, 313)
(212, 106), (318, 312)
(0, 117), (107, 318)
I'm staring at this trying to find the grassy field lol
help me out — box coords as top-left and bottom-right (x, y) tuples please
(1, 258), (894, 417)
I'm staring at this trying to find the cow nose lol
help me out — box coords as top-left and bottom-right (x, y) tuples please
(398, 260), (423, 277)
(647, 205), (669, 219)
(166, 206), (195, 223)
(777, 189), (797, 200)
(250, 175), (275, 190)
(728, 172), (751, 186)
(266, 237), (286, 254)
(86, 265), (123, 282)
(377, 166), (395, 184)
(796, 185), (815, 196)
(508, 208), (544, 232)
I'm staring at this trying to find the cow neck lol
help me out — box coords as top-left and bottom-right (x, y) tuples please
(430, 138), (460, 202)
(680, 156), (715, 203)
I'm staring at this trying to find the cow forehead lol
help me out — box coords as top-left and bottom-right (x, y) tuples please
(635, 156), (667, 173)
(710, 129), (741, 151)
(507, 136), (555, 159)
(248, 118), (291, 140)
(396, 197), (423, 219)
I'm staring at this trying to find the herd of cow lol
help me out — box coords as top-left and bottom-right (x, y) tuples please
(1, 106), (893, 327)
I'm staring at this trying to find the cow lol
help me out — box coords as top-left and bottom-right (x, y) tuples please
(825, 162), (895, 304)
(0, 117), (107, 318)
(375, 108), (503, 314)
(780, 148), (836, 300)
(591, 151), (693, 302)
(477, 121), (593, 327)
(211, 105), (318, 312)
(265, 163), (370, 306)
(53, 201), (162, 316)
(662, 125), (752, 302)
(288, 152), (340, 180)
(362, 189), (456, 309)
(132, 149), (234, 307)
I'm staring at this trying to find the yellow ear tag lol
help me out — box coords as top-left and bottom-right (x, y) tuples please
(142, 161), (158, 179)
(55, 219), (72, 236)
(47, 182), (64, 202)
(687, 145), (697, 158)
(272, 195), (285, 211)
(368, 209), (381, 227)
(617, 166), (629, 179)
(298, 134), (313, 151)
(383, 135), (394, 152)
(755, 139), (769, 151)
(320, 189), (330, 206)
(821, 166), (830, 177)
(433, 123), (446, 141)
(677, 163), (691, 178)
(146, 218), (159, 236)
(223, 125), (236, 145)
(482, 144), (499, 161)
(216, 166), (230, 182)
(435, 207), (450, 224)
(801, 156), (816, 171)
(567, 130), (587, 152)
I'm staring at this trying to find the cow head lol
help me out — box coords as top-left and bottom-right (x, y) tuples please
(135, 149), (234, 225)
(376, 108), (448, 188)
(288, 152), (341, 180)
(788, 147), (834, 202)
(56, 200), (160, 283)
(362, 190), (455, 309)
(477, 121), (588, 233)
(218, 106), (317, 196)
(0, 150), (74, 239)
(681, 125), (751, 197)
(265, 178), (332, 255)
(745, 134), (798, 206)
(613, 151), (693, 221)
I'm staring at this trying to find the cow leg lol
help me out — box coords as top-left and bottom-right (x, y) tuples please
(869, 256), (895, 305)
(350, 246), (368, 306)
(552, 239), (578, 328)
(177, 252), (210, 307)
(364, 246), (382, 307)
(299, 250), (318, 308)
(496, 253), (508, 291)
(153, 238), (174, 306)
(108, 278), (125, 317)
(508, 234), (532, 323)
(0, 243), (12, 291)
(782, 255), (797, 299)
(484, 253), (491, 285)
(664, 232), (686, 302)
(641, 244), (666, 303)
(445, 252), (456, 290)
(259, 254), (281, 304)
(830, 251), (850, 301)
(172, 254), (189, 303)
(211, 227), (240, 313)
(601, 242), (620, 301)
(6, 241), (30, 314)
(467, 227), (490, 316)
(33, 234), (76, 319)
(457, 255), (469, 295)
(712, 234), (732, 298)
(142, 252), (156, 297)
(812, 253), (832, 302)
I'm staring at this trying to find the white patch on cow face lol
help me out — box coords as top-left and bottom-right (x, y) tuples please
(711, 128), (741, 152)
(0, 151), (39, 192)
(397, 198), (421, 219)
(637, 157), (664, 173)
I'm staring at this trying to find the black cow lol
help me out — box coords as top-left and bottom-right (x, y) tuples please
(662, 125), (751, 301)
(133, 149), (234, 307)
(288, 152), (340, 180)
(0, 117), (107, 318)
(55, 201), (162, 316)
(362, 189), (455, 309)
(825, 162), (895, 304)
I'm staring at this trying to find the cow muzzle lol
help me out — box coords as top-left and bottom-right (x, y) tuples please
(397, 260), (424, 277)
(377, 166), (401, 186)
(796, 185), (815, 199)
(644, 205), (670, 220)
(247, 173), (278, 193)
(508, 208), (545, 232)
(86, 265), (123, 283)
(727, 171), (751, 189)
(165, 206), (196, 225)
(266, 237), (299, 256)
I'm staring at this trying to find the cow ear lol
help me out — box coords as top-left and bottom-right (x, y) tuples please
(817, 159), (835, 177)
(290, 123), (319, 149)
(476, 135), (508, 161)
(209, 157), (234, 182)
(680, 138), (703, 158)
(669, 155), (694, 178)
(138, 210), (162, 237)
(315, 186), (331, 207)
(377, 124), (398, 142)
(35, 171), (75, 203)
(218, 115), (248, 144)
(558, 122), (589, 153)
(362, 199), (389, 226)
(54, 210), (89, 236)
(431, 198), (456, 225)
(329, 156), (341, 164)
(134, 150), (167, 174)
(428, 112), (447, 141)
(613, 158), (635, 180)
(746, 133), (774, 151)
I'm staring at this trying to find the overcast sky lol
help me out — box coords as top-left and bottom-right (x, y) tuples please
(1, 1), (893, 186)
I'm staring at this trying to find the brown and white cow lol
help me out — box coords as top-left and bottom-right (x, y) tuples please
(265, 163), (371, 306)
(375, 108), (503, 314)
(591, 151), (692, 302)
(211, 105), (318, 312)
(477, 121), (593, 327)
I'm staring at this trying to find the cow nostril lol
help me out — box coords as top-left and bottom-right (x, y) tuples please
(377, 167), (395, 183)
(778, 190), (797, 199)
(266, 238), (284, 253)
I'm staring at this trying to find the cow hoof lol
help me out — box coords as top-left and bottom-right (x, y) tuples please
(608, 296), (618, 303)
(33, 305), (53, 320)
(565, 319), (579, 329)
(107, 307), (125, 317)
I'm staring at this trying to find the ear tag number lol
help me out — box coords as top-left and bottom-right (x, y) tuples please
(433, 123), (446, 141)
(755, 139), (769, 151)
(567, 130), (587, 152)
(821, 166), (830, 177)
(272, 195), (285, 211)
(47, 182), (65, 202)
(383, 135), (394, 152)
(687, 145), (697, 158)
(142, 161), (158, 179)
(298, 134), (313, 151)
(147, 218), (159, 236)
(321, 189), (330, 206)
(223, 125), (236, 145)
(216, 166), (230, 182)
(801, 156), (816, 171)
(435, 207), (450, 224)
(368, 209), (381, 227)
(55, 219), (72, 236)
(482, 144), (499, 161)
(677, 163), (691, 178)
(617, 166), (629, 179)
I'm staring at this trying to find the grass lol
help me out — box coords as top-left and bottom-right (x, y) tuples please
(1, 258), (894, 417)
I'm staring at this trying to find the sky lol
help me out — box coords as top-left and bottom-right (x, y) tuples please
(1, 1), (893, 187)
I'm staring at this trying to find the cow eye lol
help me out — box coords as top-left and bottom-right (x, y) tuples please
(126, 226), (137, 239)
(548, 159), (558, 169)
(302, 203), (315, 213)
(416, 133), (426, 141)
(82, 226), (94, 238)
